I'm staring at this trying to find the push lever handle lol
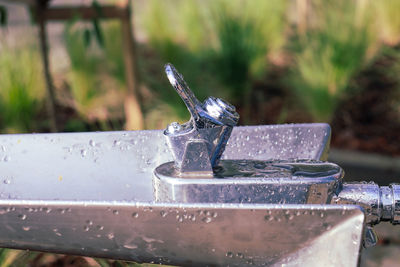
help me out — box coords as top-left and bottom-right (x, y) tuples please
(164, 63), (239, 129)
(165, 63), (202, 122)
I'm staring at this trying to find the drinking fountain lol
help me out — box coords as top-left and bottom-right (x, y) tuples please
(0, 63), (397, 266)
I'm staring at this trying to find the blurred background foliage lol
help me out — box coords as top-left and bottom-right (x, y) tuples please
(0, 42), (45, 133)
(142, 0), (288, 122)
(0, 0), (400, 266)
(0, 0), (399, 132)
(290, 0), (378, 122)
(0, 0), (398, 148)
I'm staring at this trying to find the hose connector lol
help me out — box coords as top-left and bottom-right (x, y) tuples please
(332, 183), (400, 225)
(380, 184), (400, 224)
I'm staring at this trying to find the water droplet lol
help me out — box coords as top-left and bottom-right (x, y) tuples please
(352, 233), (358, 245)
(264, 215), (273, 221)
(143, 207), (153, 212)
(113, 140), (121, 146)
(286, 214), (294, 220)
(166, 122), (181, 134)
(123, 244), (138, 249)
(176, 215), (184, 222)
(246, 259), (255, 265)
(42, 207), (51, 213)
(202, 217), (212, 223)
(226, 251), (234, 258)
(107, 233), (114, 239)
(160, 210), (168, 217)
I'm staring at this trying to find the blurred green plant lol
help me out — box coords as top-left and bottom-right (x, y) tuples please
(144, 0), (213, 53)
(375, 0), (400, 46)
(0, 248), (23, 267)
(143, 0), (287, 122)
(103, 21), (125, 85)
(0, 43), (45, 133)
(212, 4), (265, 103)
(211, 1), (287, 104)
(289, 0), (377, 122)
(0, 6), (7, 27)
(64, 20), (102, 117)
(384, 47), (400, 119)
(64, 20), (126, 130)
(0, 248), (164, 266)
(142, 0), (216, 119)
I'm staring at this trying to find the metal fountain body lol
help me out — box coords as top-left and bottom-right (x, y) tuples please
(156, 64), (400, 228)
(0, 63), (398, 266)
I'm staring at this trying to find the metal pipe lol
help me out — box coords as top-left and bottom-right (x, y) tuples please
(381, 184), (400, 224)
(332, 183), (400, 225)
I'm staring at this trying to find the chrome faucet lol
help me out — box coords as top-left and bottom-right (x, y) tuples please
(156, 63), (400, 248)
(163, 63), (239, 173)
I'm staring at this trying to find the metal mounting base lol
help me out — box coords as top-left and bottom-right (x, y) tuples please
(154, 160), (343, 204)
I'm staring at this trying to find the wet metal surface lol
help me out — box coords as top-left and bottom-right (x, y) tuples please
(0, 124), (331, 202)
(0, 124), (345, 266)
(0, 201), (364, 267)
